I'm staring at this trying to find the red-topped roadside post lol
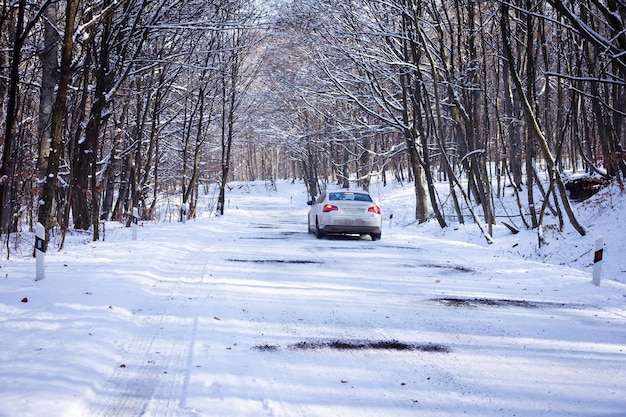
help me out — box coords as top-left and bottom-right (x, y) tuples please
(592, 236), (603, 286)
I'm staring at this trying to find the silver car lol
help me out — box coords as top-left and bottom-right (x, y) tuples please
(307, 190), (382, 240)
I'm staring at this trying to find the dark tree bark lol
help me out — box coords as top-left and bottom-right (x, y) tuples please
(1, 0), (53, 235)
(37, 3), (59, 177)
(0, 0), (27, 235)
(217, 63), (236, 215)
(37, 0), (80, 245)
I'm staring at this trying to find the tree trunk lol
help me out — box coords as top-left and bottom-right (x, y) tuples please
(0, 0), (27, 235)
(37, 0), (79, 244)
(112, 156), (131, 222)
(217, 63), (236, 216)
(100, 104), (128, 220)
(406, 139), (428, 224)
(37, 2), (59, 177)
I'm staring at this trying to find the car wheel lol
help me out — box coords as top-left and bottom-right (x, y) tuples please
(307, 218), (313, 234)
(370, 232), (381, 241)
(315, 219), (325, 239)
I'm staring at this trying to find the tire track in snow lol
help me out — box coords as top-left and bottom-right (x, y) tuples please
(83, 249), (211, 417)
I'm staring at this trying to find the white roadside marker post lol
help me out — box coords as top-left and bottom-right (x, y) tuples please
(35, 222), (46, 281)
(132, 207), (139, 241)
(592, 236), (603, 286)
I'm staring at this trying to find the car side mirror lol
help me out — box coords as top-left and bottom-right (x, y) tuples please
(307, 200), (314, 205)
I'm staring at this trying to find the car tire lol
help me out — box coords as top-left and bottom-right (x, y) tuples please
(370, 232), (381, 241)
(315, 219), (325, 239)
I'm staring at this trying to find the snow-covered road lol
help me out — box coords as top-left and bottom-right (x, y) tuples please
(1, 182), (625, 416)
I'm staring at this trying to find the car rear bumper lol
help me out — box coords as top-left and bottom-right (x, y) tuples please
(321, 224), (381, 234)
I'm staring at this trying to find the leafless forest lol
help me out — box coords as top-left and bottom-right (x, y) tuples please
(0, 0), (624, 252)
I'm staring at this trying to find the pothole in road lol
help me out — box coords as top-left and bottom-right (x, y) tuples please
(226, 258), (322, 265)
(433, 297), (570, 308)
(227, 259), (321, 264)
(240, 231), (304, 239)
(254, 339), (450, 353)
(325, 246), (376, 250)
(420, 263), (475, 273)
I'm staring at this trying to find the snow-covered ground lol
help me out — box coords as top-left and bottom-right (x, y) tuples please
(1, 179), (625, 417)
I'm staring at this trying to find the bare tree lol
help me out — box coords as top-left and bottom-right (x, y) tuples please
(0, 0), (623, 258)
(501, 2), (586, 238)
(37, 0), (80, 246)
(215, 0), (265, 215)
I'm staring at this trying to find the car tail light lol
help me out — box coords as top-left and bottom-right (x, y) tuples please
(368, 206), (381, 214)
(323, 204), (339, 213)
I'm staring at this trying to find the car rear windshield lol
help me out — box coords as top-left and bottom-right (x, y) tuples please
(329, 192), (372, 202)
